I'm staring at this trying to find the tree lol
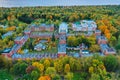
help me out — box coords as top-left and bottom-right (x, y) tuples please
(115, 44), (120, 50)
(64, 64), (70, 73)
(0, 55), (7, 69)
(89, 45), (100, 53)
(52, 74), (61, 80)
(104, 55), (118, 71)
(65, 72), (73, 80)
(69, 58), (76, 71)
(0, 33), (2, 39)
(51, 33), (55, 42)
(38, 63), (44, 74)
(38, 76), (51, 80)
(26, 65), (35, 74)
(54, 60), (63, 73)
(98, 25), (107, 33)
(45, 67), (56, 76)
(31, 70), (40, 80)
(44, 59), (50, 70)
(67, 36), (78, 47)
(32, 62), (44, 74)
(109, 36), (117, 46)
(89, 73), (101, 80)
(13, 62), (28, 76)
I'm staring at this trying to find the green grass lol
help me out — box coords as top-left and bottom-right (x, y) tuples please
(29, 47), (58, 54)
(0, 69), (14, 80)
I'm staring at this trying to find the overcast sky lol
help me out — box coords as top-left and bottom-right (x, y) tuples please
(0, 0), (120, 7)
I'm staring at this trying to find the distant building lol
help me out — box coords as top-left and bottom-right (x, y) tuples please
(31, 24), (54, 32)
(34, 43), (46, 51)
(95, 30), (101, 36)
(2, 44), (22, 57)
(80, 50), (93, 57)
(73, 53), (80, 58)
(58, 44), (66, 57)
(79, 43), (88, 50)
(72, 20), (97, 32)
(0, 24), (8, 29)
(58, 23), (67, 57)
(100, 44), (116, 55)
(24, 30), (31, 36)
(59, 22), (68, 34)
(2, 31), (13, 39)
(97, 35), (107, 44)
(59, 34), (66, 44)
(14, 35), (29, 44)
(30, 32), (59, 38)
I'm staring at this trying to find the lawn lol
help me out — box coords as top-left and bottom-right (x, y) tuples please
(29, 47), (58, 54)
(0, 69), (14, 80)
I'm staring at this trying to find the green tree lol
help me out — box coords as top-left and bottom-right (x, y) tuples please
(52, 33), (55, 42)
(64, 64), (70, 73)
(89, 73), (101, 80)
(0, 55), (7, 69)
(65, 72), (73, 80)
(13, 62), (28, 76)
(44, 59), (50, 70)
(31, 70), (39, 80)
(45, 67), (56, 76)
(67, 36), (78, 47)
(104, 55), (118, 71)
(89, 45), (100, 53)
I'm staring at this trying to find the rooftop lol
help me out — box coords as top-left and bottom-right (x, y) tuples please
(34, 43), (46, 50)
(15, 36), (23, 41)
(59, 22), (68, 33)
(40, 23), (54, 28)
(100, 44), (109, 51)
(31, 32), (53, 36)
(81, 20), (97, 28)
(2, 48), (11, 53)
(107, 48), (116, 52)
(73, 53), (80, 57)
(24, 30), (31, 33)
(97, 35), (107, 40)
(95, 30), (101, 32)
(2, 31), (13, 39)
(58, 44), (66, 53)
(59, 34), (66, 41)
(32, 23), (54, 28)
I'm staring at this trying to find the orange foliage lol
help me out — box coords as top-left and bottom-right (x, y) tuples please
(6, 26), (16, 31)
(7, 16), (11, 21)
(98, 25), (107, 33)
(17, 49), (23, 54)
(48, 38), (51, 42)
(104, 29), (110, 34)
(49, 15), (53, 20)
(98, 19), (117, 39)
(105, 33), (111, 39)
(38, 76), (51, 80)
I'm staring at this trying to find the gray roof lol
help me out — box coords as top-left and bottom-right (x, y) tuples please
(96, 35), (107, 40)
(15, 36), (23, 41)
(58, 44), (66, 53)
(40, 23), (54, 28)
(2, 31), (13, 39)
(59, 22), (68, 33)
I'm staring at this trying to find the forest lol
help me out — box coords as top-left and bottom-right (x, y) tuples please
(0, 5), (120, 80)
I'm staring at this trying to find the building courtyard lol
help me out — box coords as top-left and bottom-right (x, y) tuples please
(1, 20), (116, 60)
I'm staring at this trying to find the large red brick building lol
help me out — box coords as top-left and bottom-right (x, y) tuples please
(31, 24), (54, 32)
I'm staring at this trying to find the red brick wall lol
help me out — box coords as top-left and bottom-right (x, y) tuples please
(57, 54), (66, 57)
